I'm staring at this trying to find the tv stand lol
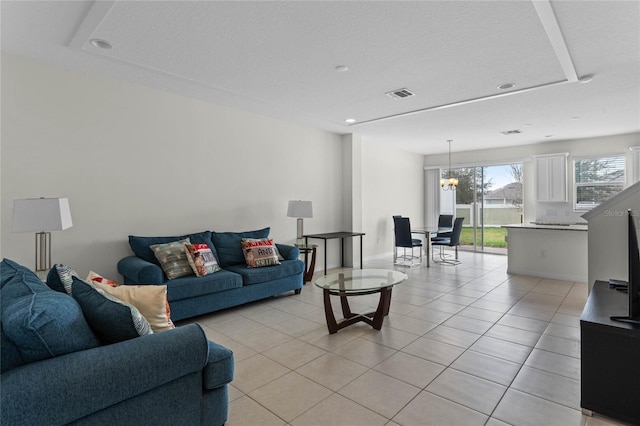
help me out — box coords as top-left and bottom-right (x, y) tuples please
(581, 281), (640, 424)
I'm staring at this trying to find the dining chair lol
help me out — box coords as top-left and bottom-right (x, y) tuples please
(393, 216), (422, 266)
(431, 217), (464, 265)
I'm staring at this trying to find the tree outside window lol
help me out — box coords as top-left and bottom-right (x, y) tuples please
(574, 156), (625, 211)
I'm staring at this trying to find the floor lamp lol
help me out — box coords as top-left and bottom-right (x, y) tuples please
(12, 197), (73, 272)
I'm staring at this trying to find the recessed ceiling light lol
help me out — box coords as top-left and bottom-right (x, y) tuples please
(90, 39), (114, 50)
(498, 83), (515, 90)
(578, 74), (594, 84)
(544, 135), (554, 138)
(335, 65), (349, 72)
(570, 116), (581, 120)
(345, 118), (356, 124)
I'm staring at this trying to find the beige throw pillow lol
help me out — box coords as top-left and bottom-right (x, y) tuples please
(90, 279), (175, 332)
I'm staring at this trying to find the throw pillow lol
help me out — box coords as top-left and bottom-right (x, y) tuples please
(184, 243), (221, 276)
(128, 231), (219, 265)
(46, 264), (79, 295)
(1, 267), (100, 367)
(70, 276), (153, 344)
(150, 238), (193, 280)
(211, 227), (271, 267)
(86, 271), (175, 333)
(241, 238), (281, 268)
(85, 270), (119, 287)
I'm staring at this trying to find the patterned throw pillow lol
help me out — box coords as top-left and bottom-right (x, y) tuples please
(241, 238), (281, 268)
(70, 277), (152, 344)
(46, 265), (152, 343)
(86, 271), (174, 333)
(184, 243), (221, 276)
(150, 238), (193, 280)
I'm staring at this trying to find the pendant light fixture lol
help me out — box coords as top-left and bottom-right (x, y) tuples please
(440, 140), (459, 191)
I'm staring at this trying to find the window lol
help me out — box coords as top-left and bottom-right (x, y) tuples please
(574, 155), (625, 211)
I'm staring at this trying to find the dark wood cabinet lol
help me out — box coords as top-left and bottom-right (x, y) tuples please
(580, 281), (640, 424)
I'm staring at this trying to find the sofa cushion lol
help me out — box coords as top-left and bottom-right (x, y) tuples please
(1, 258), (37, 289)
(241, 238), (280, 268)
(185, 243), (220, 276)
(129, 231), (218, 265)
(150, 238), (193, 279)
(224, 259), (304, 286)
(210, 227), (270, 267)
(164, 269), (243, 301)
(0, 323), (24, 373)
(70, 276), (153, 344)
(0, 265), (100, 368)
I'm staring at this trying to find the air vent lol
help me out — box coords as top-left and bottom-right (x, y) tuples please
(501, 129), (522, 135)
(386, 88), (415, 99)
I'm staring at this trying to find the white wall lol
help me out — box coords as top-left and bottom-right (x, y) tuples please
(1, 54), (348, 279)
(362, 142), (425, 259)
(1, 53), (427, 279)
(423, 133), (640, 224)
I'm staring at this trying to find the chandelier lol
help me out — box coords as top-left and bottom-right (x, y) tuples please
(440, 139), (458, 191)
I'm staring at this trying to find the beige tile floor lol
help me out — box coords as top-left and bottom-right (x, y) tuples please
(178, 251), (631, 426)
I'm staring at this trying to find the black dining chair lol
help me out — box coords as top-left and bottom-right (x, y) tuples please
(431, 217), (464, 265)
(432, 214), (454, 242)
(393, 216), (422, 266)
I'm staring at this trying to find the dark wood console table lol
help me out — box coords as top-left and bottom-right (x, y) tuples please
(580, 280), (640, 424)
(304, 232), (365, 275)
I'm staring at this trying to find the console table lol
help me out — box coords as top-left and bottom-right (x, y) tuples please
(580, 281), (640, 424)
(304, 232), (365, 275)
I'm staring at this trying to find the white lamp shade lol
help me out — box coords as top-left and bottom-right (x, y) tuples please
(12, 198), (73, 232)
(287, 200), (313, 218)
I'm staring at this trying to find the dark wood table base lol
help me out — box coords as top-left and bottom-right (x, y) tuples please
(322, 287), (393, 334)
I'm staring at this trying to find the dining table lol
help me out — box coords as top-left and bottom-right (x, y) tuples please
(409, 226), (453, 267)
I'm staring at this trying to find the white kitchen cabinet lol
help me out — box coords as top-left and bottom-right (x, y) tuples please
(534, 153), (568, 202)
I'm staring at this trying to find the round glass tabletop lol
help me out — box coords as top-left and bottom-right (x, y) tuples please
(314, 269), (408, 292)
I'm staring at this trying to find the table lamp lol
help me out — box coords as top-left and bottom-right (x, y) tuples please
(287, 200), (312, 245)
(12, 197), (73, 272)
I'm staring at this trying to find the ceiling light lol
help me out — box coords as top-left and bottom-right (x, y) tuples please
(440, 140), (458, 191)
(335, 65), (349, 72)
(90, 39), (114, 50)
(498, 83), (515, 90)
(545, 135), (554, 138)
(570, 116), (581, 120)
(578, 75), (594, 84)
(345, 118), (356, 124)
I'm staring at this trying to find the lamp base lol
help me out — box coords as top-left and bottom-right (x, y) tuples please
(35, 231), (52, 272)
(296, 218), (305, 246)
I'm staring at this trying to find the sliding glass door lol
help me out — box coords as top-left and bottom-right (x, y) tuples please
(442, 163), (522, 253)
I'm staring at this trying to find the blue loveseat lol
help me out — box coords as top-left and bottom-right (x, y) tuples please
(117, 228), (305, 321)
(0, 258), (234, 426)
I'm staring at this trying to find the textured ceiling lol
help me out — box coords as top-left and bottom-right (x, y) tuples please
(1, 0), (639, 155)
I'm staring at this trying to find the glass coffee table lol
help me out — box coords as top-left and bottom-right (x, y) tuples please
(314, 269), (408, 334)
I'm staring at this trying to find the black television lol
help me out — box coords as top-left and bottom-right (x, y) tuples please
(611, 210), (640, 324)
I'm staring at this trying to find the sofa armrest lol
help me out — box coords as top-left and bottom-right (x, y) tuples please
(276, 243), (300, 261)
(203, 340), (234, 389)
(1, 324), (209, 426)
(117, 255), (165, 284)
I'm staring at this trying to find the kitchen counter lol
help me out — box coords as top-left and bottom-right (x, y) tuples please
(503, 223), (588, 231)
(504, 223), (587, 282)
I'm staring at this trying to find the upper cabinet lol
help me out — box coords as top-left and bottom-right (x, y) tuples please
(535, 153), (568, 202)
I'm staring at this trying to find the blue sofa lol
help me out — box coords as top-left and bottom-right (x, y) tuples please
(117, 228), (305, 321)
(1, 258), (234, 426)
